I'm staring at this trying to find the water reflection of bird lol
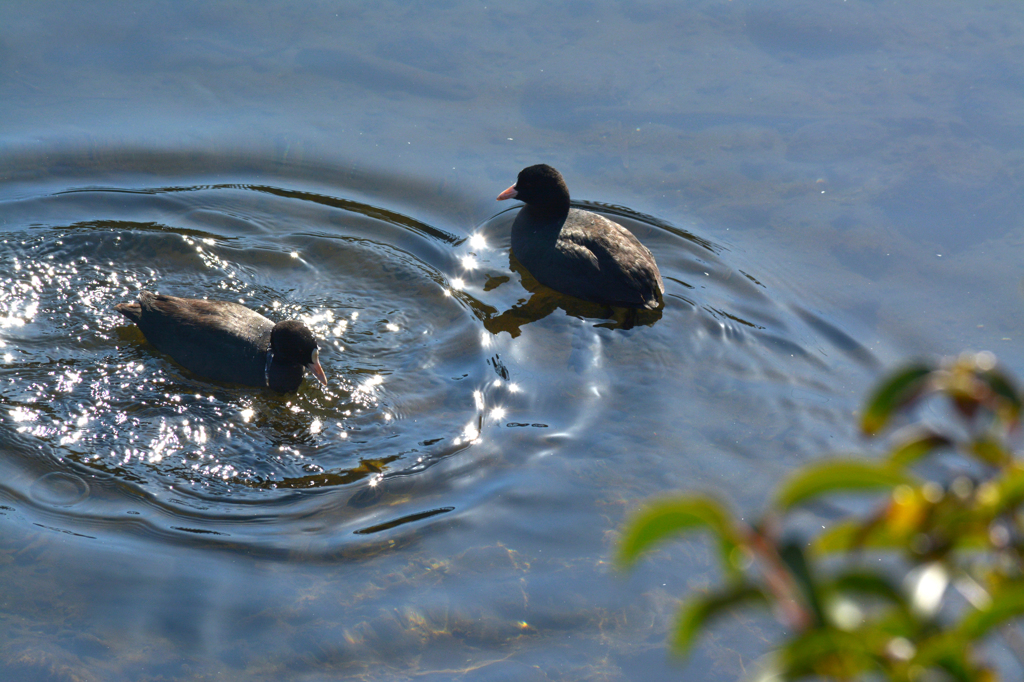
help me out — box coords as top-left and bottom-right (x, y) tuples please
(497, 164), (664, 311)
(115, 291), (328, 393)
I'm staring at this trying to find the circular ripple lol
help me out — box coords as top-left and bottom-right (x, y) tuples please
(0, 154), (879, 557)
(0, 173), (547, 553)
(29, 472), (90, 506)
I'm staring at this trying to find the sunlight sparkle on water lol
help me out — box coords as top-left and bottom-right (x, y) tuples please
(385, 322), (399, 332)
(460, 255), (478, 270)
(352, 374), (384, 407)
(240, 408), (255, 423)
(468, 233), (487, 250)
(303, 309), (334, 327)
(489, 407), (506, 421)
(9, 407), (37, 422)
(57, 370), (82, 393)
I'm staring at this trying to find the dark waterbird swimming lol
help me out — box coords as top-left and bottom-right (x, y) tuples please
(115, 292), (328, 393)
(497, 164), (664, 310)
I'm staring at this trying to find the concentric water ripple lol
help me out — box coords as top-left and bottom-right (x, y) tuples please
(0, 155), (880, 558)
(0, 178), (546, 552)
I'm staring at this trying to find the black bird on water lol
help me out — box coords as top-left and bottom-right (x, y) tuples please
(497, 164), (664, 310)
(115, 291), (328, 393)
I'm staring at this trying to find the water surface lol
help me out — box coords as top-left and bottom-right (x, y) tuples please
(2, 1), (1023, 680)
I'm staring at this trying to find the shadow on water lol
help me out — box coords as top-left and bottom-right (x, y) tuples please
(481, 253), (664, 337)
(481, 199), (743, 336)
(55, 183), (464, 246)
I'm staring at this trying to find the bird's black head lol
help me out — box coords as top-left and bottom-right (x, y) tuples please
(500, 164), (570, 218)
(271, 320), (319, 366)
(269, 319), (328, 390)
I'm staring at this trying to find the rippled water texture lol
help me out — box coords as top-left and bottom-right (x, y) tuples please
(2, 153), (869, 540)
(0, 150), (881, 671)
(1, 165), (529, 551)
(2, 0), (1023, 680)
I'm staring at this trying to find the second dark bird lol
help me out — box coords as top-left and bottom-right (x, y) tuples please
(497, 164), (664, 310)
(115, 291), (328, 393)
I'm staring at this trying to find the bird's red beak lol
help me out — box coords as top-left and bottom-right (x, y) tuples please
(306, 349), (328, 387)
(496, 185), (518, 201)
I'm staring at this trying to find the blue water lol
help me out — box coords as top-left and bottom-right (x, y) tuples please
(1, 1), (1023, 680)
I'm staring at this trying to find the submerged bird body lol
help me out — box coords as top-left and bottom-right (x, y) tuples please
(115, 292), (327, 393)
(498, 165), (664, 310)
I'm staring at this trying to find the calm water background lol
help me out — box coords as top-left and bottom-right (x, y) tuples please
(1, 1), (1023, 680)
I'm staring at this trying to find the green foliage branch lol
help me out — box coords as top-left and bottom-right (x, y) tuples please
(618, 352), (1024, 681)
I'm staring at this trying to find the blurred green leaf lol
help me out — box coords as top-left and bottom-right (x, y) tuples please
(995, 467), (1024, 513)
(616, 495), (736, 569)
(980, 368), (1023, 423)
(814, 516), (930, 556)
(776, 460), (914, 510)
(781, 628), (872, 680)
(970, 436), (1011, 467)
(831, 571), (905, 607)
(862, 363), (933, 436)
(915, 632), (984, 682)
(888, 427), (953, 467)
(780, 541), (825, 626)
(617, 353), (1024, 678)
(815, 519), (887, 554)
(718, 536), (746, 581)
(671, 585), (769, 659)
